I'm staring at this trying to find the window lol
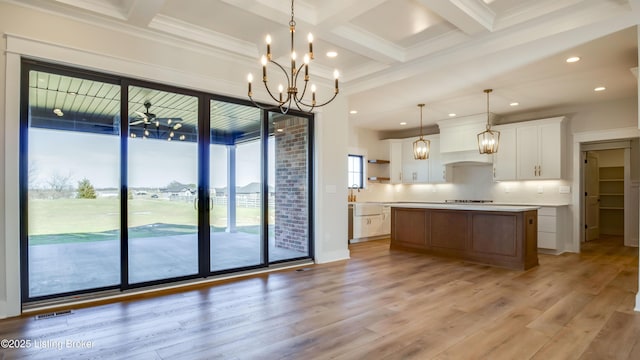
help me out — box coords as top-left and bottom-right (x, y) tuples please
(348, 154), (364, 189)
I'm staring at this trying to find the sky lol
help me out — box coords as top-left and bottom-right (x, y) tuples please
(29, 128), (275, 189)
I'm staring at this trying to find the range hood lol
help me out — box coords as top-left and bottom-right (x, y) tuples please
(437, 114), (494, 166)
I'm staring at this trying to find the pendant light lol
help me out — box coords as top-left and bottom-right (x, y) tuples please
(413, 104), (430, 160)
(477, 89), (500, 154)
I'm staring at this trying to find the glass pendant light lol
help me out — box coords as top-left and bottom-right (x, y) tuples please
(413, 104), (430, 160)
(477, 89), (500, 154)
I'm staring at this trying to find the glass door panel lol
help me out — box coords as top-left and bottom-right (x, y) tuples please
(268, 113), (311, 262)
(210, 100), (263, 271)
(127, 87), (199, 284)
(26, 70), (121, 298)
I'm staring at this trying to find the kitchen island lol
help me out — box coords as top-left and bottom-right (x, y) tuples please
(390, 203), (539, 270)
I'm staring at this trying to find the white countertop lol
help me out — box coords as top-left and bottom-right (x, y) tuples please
(391, 202), (540, 212)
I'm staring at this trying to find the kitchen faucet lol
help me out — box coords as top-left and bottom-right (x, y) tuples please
(348, 184), (360, 202)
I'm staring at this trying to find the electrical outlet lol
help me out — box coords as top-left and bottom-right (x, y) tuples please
(504, 185), (511, 193)
(537, 185), (544, 194)
(559, 186), (571, 194)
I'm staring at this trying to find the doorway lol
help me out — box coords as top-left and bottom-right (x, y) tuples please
(581, 140), (639, 249)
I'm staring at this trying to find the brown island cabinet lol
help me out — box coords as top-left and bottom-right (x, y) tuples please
(390, 204), (539, 270)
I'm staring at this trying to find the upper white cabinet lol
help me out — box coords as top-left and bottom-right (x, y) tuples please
(388, 140), (403, 184)
(492, 125), (517, 181)
(383, 136), (450, 184)
(516, 117), (565, 180)
(402, 139), (429, 183)
(427, 135), (452, 183)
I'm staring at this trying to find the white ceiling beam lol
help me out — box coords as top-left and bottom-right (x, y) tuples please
(417, 0), (495, 34)
(148, 15), (258, 58)
(125, 0), (167, 26)
(313, 0), (387, 25)
(52, 0), (127, 20)
(329, 25), (406, 63)
(219, 0), (317, 24)
(627, 0), (640, 11)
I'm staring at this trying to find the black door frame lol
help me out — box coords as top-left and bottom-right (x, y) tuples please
(19, 60), (314, 304)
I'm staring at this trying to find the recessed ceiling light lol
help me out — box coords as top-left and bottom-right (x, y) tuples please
(326, 51), (338, 58)
(594, 86), (606, 92)
(566, 56), (581, 63)
(509, 102), (519, 106)
(400, 122), (407, 126)
(448, 113), (456, 117)
(349, 110), (358, 114)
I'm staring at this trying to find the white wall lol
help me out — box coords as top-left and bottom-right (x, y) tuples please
(0, 2), (349, 318)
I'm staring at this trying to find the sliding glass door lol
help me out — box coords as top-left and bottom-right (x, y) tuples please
(21, 61), (313, 303)
(209, 100), (264, 272)
(127, 86), (200, 284)
(24, 69), (122, 298)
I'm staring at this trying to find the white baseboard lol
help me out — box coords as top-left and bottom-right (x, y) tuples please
(315, 249), (350, 264)
(635, 293), (640, 312)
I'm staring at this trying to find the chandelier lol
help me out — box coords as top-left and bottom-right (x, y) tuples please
(413, 104), (430, 160)
(477, 89), (500, 154)
(246, 0), (339, 114)
(129, 101), (186, 141)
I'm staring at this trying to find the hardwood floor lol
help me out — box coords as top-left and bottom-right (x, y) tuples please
(1, 236), (639, 359)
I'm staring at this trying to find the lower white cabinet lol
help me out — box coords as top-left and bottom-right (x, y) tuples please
(537, 206), (567, 252)
(352, 204), (391, 241)
(381, 205), (391, 234)
(353, 214), (383, 238)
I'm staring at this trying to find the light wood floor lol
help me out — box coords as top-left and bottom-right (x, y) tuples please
(1, 236), (639, 359)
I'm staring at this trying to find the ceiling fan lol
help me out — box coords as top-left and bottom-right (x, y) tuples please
(130, 100), (156, 126)
(129, 101), (185, 140)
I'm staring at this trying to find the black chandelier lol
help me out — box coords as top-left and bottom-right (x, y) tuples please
(247, 0), (339, 114)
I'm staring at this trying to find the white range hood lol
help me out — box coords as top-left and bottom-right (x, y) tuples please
(437, 114), (494, 165)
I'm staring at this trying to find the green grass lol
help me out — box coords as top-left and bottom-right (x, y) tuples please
(28, 198), (264, 235)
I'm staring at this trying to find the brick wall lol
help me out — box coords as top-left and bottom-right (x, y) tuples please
(274, 116), (308, 253)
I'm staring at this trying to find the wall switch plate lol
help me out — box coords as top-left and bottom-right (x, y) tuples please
(537, 185), (544, 194)
(559, 186), (571, 194)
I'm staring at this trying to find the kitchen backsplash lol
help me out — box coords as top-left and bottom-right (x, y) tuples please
(356, 164), (572, 204)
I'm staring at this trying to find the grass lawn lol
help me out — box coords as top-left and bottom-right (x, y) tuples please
(28, 198), (267, 244)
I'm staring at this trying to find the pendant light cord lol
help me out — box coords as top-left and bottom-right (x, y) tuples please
(484, 89), (492, 130)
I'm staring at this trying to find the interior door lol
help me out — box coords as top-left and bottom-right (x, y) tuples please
(584, 151), (600, 241)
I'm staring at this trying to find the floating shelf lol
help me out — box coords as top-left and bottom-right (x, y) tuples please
(368, 159), (390, 164)
(368, 177), (390, 182)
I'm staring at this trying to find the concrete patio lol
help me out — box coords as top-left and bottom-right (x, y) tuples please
(28, 231), (306, 298)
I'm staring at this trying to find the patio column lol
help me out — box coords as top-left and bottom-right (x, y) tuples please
(227, 144), (237, 233)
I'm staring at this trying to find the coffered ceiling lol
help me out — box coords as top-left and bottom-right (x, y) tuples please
(8, 0), (640, 131)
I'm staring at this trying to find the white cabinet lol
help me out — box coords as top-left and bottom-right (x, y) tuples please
(388, 140), (403, 184)
(381, 205), (391, 235)
(492, 125), (516, 181)
(537, 206), (567, 252)
(384, 137), (450, 185)
(352, 203), (391, 241)
(402, 139), (429, 183)
(353, 214), (383, 238)
(516, 117), (564, 180)
(427, 135), (452, 183)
